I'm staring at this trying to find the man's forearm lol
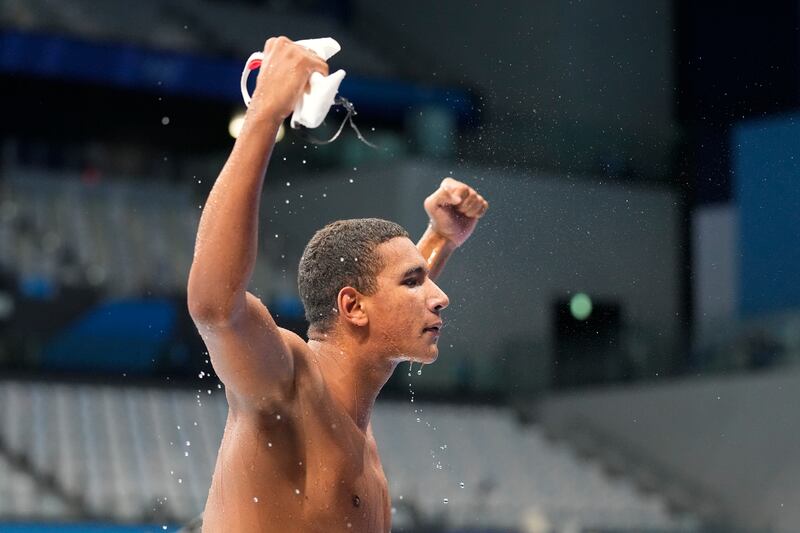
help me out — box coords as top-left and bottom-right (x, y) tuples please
(187, 111), (282, 320)
(417, 224), (458, 282)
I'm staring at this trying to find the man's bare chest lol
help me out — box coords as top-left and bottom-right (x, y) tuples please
(230, 379), (390, 516)
(207, 413), (391, 532)
(285, 401), (390, 526)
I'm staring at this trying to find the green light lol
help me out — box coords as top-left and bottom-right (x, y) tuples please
(570, 293), (593, 321)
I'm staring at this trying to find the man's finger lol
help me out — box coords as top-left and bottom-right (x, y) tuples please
(474, 196), (488, 215)
(310, 57), (329, 76)
(466, 196), (489, 218)
(438, 185), (463, 206)
(302, 60), (330, 93)
(441, 177), (461, 189)
(466, 201), (485, 218)
(449, 185), (471, 203)
(462, 193), (481, 212)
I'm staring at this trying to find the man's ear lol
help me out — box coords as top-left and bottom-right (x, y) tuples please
(337, 286), (368, 327)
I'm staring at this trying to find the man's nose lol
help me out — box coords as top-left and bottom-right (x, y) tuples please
(429, 280), (449, 311)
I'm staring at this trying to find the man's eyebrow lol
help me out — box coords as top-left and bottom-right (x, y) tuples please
(400, 265), (429, 278)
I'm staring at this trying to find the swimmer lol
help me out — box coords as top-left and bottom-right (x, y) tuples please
(186, 36), (489, 533)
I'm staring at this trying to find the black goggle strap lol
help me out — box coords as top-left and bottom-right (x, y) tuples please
(290, 96), (380, 149)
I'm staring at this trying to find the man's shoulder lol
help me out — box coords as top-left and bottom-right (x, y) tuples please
(278, 327), (312, 357)
(229, 328), (323, 418)
(277, 327), (325, 390)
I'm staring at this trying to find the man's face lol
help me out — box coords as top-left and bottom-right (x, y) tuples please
(364, 237), (450, 363)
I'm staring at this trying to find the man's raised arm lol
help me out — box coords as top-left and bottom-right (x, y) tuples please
(417, 178), (489, 281)
(186, 37), (329, 409)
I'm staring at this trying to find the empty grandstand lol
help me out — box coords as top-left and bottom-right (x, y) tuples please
(0, 380), (698, 531)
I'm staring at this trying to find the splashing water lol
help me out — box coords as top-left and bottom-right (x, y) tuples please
(408, 362), (416, 403)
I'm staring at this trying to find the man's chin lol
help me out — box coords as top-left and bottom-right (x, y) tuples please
(403, 347), (438, 365)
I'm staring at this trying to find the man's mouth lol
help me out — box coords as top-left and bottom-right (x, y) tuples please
(423, 323), (443, 334)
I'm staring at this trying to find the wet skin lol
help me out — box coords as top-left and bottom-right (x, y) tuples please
(203, 339), (392, 533)
(202, 237), (449, 532)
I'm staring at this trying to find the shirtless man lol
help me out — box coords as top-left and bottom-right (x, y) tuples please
(187, 36), (489, 532)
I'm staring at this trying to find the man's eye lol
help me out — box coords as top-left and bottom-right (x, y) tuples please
(404, 279), (418, 286)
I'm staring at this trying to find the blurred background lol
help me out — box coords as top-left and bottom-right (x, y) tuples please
(1, 0), (799, 531)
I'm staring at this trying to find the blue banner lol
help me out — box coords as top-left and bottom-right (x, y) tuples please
(0, 30), (477, 123)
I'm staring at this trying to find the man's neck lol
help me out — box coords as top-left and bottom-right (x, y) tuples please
(307, 334), (398, 433)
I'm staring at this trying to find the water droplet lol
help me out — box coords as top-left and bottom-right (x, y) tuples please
(253, 496), (259, 503)
(348, 178), (354, 183)
(459, 482), (465, 488)
(322, 193), (327, 198)
(443, 498), (449, 504)
(161, 116), (170, 125)
(285, 199), (290, 204)
(178, 478), (183, 484)
(302, 159), (307, 164)
(295, 488), (301, 495)
(268, 442), (273, 447)
(340, 257), (345, 262)
(186, 441), (191, 446)
(276, 414), (281, 420)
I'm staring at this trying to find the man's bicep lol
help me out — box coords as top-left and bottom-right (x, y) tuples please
(194, 291), (295, 409)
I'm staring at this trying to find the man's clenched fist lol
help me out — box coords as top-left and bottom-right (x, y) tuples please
(423, 177), (489, 248)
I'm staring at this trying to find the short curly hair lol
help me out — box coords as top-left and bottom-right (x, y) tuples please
(298, 218), (410, 335)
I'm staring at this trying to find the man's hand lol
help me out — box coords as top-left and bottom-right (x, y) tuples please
(423, 177), (489, 248)
(249, 36), (330, 122)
